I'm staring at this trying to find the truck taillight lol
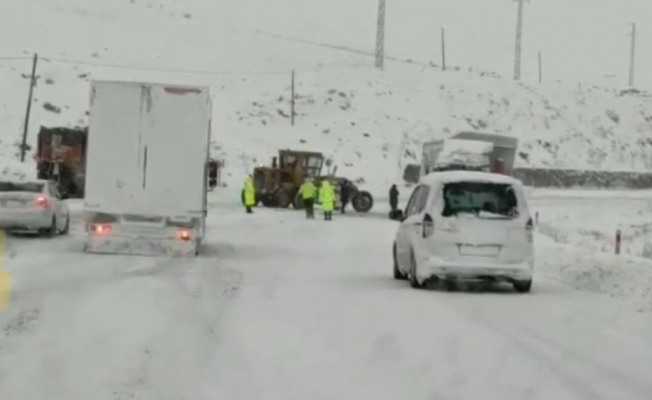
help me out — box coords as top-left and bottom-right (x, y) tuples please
(35, 196), (49, 208)
(525, 218), (534, 242)
(90, 224), (112, 235)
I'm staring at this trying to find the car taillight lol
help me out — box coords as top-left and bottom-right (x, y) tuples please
(423, 214), (434, 238)
(525, 218), (534, 242)
(35, 196), (49, 208)
(90, 224), (112, 235)
(177, 229), (190, 241)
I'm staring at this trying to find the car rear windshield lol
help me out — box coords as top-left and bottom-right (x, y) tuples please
(0, 182), (43, 193)
(442, 181), (518, 219)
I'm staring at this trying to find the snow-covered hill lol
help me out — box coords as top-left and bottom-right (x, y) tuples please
(2, 0), (652, 190)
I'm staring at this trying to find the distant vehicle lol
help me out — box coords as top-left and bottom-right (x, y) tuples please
(252, 149), (373, 212)
(0, 179), (70, 237)
(83, 80), (212, 256)
(421, 131), (518, 177)
(391, 170), (534, 293)
(35, 126), (87, 198)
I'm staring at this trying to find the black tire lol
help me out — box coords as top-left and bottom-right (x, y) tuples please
(445, 279), (458, 292)
(276, 190), (292, 208)
(261, 194), (276, 207)
(408, 252), (423, 289)
(513, 280), (532, 293)
(393, 244), (406, 280)
(59, 214), (70, 235)
(293, 192), (305, 209)
(352, 191), (374, 213)
(42, 217), (57, 238)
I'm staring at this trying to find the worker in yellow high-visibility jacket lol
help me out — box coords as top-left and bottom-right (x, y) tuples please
(298, 179), (317, 219)
(319, 180), (335, 221)
(243, 175), (256, 214)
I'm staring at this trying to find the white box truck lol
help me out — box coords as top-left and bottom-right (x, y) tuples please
(83, 80), (212, 256)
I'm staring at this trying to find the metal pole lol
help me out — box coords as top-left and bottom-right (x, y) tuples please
(629, 23), (636, 87)
(538, 51), (542, 83)
(375, 0), (386, 69)
(290, 70), (295, 126)
(441, 27), (446, 70)
(20, 53), (38, 162)
(513, 0), (524, 80)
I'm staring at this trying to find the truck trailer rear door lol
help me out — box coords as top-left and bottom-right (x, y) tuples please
(139, 85), (210, 217)
(85, 82), (146, 213)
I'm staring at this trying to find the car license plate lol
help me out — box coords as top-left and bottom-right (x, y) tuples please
(459, 244), (500, 257)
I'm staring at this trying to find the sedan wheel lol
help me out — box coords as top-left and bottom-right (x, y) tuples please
(408, 252), (423, 289)
(59, 214), (70, 235)
(393, 244), (406, 280)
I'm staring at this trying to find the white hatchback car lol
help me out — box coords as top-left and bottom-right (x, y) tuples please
(0, 179), (71, 237)
(392, 170), (534, 292)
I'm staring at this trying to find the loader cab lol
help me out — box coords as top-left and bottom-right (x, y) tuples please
(278, 150), (324, 182)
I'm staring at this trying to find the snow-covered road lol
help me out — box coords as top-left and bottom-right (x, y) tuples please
(1, 191), (652, 399)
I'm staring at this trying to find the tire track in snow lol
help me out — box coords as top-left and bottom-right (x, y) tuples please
(436, 293), (652, 400)
(106, 252), (244, 399)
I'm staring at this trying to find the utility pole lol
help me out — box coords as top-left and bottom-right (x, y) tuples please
(513, 0), (525, 80)
(441, 27), (447, 70)
(290, 70), (295, 126)
(20, 53), (38, 162)
(375, 0), (386, 69)
(538, 51), (542, 83)
(629, 23), (636, 87)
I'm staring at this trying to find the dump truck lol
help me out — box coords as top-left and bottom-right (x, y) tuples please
(251, 149), (374, 212)
(83, 80), (212, 256)
(421, 131), (518, 177)
(35, 126), (87, 198)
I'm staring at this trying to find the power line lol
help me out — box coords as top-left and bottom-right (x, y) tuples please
(41, 56), (294, 75)
(0, 56), (31, 61)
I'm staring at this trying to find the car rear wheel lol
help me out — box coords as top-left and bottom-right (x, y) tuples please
(59, 214), (70, 235)
(408, 252), (423, 289)
(513, 279), (532, 293)
(41, 217), (57, 238)
(393, 244), (406, 280)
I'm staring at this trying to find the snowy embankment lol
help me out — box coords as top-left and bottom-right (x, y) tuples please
(528, 189), (652, 312)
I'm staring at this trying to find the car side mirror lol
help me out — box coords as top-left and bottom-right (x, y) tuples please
(390, 209), (404, 221)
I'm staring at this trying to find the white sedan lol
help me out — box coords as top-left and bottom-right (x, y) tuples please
(0, 179), (71, 237)
(392, 170), (534, 292)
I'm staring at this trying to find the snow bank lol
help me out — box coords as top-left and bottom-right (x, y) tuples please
(537, 235), (652, 313)
(532, 193), (652, 259)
